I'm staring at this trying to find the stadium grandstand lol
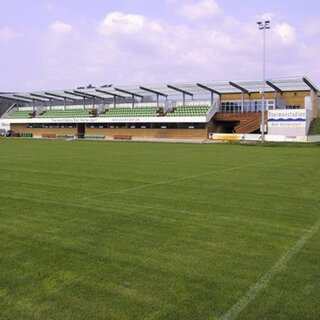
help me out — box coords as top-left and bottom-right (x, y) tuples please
(0, 76), (319, 140)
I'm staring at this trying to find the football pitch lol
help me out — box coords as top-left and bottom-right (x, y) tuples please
(0, 139), (319, 320)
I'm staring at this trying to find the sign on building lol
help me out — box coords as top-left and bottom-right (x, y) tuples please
(267, 109), (311, 136)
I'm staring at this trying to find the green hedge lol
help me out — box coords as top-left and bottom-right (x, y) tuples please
(84, 134), (105, 139)
(56, 134), (75, 138)
(20, 133), (33, 138)
(308, 118), (320, 135)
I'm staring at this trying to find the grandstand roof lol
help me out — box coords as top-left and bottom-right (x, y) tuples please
(0, 76), (318, 103)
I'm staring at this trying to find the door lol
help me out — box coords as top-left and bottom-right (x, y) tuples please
(77, 123), (85, 138)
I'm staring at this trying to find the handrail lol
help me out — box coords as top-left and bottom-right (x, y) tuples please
(0, 103), (17, 119)
(206, 100), (219, 122)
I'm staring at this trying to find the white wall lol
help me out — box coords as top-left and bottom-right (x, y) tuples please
(208, 133), (317, 143)
(106, 102), (161, 109)
(0, 121), (10, 131)
(176, 101), (210, 107)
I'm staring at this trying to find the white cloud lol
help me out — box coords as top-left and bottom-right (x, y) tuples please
(4, 6), (319, 92)
(91, 11), (263, 84)
(0, 27), (20, 42)
(34, 11), (310, 90)
(274, 22), (296, 45)
(180, 0), (223, 20)
(98, 12), (146, 35)
(258, 12), (274, 21)
(49, 21), (73, 34)
(97, 11), (165, 37)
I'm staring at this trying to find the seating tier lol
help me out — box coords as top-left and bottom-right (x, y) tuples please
(37, 109), (91, 118)
(99, 107), (157, 118)
(166, 105), (210, 117)
(7, 111), (33, 119)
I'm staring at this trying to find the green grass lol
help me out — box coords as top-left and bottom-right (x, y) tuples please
(0, 139), (319, 320)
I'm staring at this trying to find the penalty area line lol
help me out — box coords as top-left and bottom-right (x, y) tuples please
(90, 162), (265, 201)
(220, 216), (320, 320)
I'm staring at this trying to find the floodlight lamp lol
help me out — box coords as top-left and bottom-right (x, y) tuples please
(257, 21), (264, 30)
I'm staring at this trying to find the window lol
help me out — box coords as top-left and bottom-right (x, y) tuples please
(221, 99), (275, 113)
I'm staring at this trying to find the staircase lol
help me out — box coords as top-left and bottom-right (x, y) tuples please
(234, 116), (261, 133)
(213, 112), (266, 134)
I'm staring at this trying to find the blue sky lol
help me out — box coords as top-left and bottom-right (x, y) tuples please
(0, 0), (319, 91)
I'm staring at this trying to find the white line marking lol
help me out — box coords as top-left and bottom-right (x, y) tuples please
(220, 216), (320, 320)
(90, 163), (262, 201)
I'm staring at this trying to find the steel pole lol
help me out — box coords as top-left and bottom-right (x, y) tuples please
(261, 25), (266, 143)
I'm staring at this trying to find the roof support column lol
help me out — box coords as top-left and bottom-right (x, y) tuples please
(196, 83), (221, 110)
(114, 88), (143, 109)
(266, 81), (283, 109)
(139, 86), (168, 108)
(167, 85), (193, 107)
(64, 98), (66, 110)
(241, 92), (244, 113)
(229, 81), (250, 113)
(114, 96), (117, 108)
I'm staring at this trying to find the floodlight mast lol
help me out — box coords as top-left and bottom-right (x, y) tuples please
(257, 20), (270, 143)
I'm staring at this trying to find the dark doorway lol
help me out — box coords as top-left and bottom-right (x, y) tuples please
(212, 121), (239, 133)
(77, 123), (85, 138)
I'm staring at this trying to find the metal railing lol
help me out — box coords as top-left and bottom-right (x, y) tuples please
(0, 103), (17, 119)
(206, 100), (219, 121)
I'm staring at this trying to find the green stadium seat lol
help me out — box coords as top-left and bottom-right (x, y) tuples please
(37, 109), (92, 118)
(99, 107), (158, 118)
(7, 110), (33, 119)
(165, 105), (210, 117)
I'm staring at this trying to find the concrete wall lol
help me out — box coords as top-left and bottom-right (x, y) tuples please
(86, 128), (208, 140)
(10, 123), (208, 140)
(11, 124), (77, 136)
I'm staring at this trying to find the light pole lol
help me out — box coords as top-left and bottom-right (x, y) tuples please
(257, 20), (270, 143)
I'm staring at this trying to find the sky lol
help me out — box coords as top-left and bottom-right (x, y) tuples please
(0, 0), (320, 92)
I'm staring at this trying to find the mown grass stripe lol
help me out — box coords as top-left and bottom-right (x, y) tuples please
(0, 139), (319, 319)
(220, 216), (320, 320)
